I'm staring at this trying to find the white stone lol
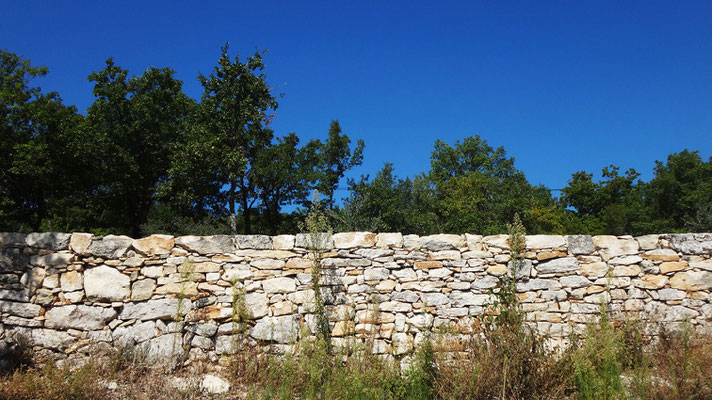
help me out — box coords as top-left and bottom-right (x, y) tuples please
(364, 267), (389, 281)
(201, 375), (230, 394)
(525, 235), (566, 249)
(263, 277), (297, 294)
(84, 265), (130, 302)
(119, 298), (192, 320)
(421, 234), (464, 250)
(273, 235), (295, 250)
(87, 235), (133, 258)
(45, 305), (116, 330)
(250, 315), (299, 343)
(132, 235), (174, 256)
(536, 257), (578, 275)
(332, 232), (377, 249)
(376, 233), (403, 248)
(592, 236), (639, 261)
(243, 292), (268, 319)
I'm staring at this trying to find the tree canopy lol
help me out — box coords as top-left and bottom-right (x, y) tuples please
(1, 47), (709, 236)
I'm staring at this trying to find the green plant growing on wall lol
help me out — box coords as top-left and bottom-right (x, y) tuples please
(300, 191), (333, 346)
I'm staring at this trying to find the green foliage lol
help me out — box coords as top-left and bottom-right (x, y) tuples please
(301, 192), (332, 343)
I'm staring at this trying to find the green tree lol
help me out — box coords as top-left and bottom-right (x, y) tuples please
(178, 43), (279, 234)
(428, 135), (556, 235)
(84, 58), (194, 236)
(315, 120), (364, 208)
(334, 163), (438, 233)
(0, 50), (83, 231)
(646, 150), (712, 232)
(561, 165), (650, 235)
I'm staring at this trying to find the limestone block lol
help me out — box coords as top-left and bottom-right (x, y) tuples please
(251, 259), (285, 270)
(667, 233), (712, 255)
(569, 235), (595, 255)
(30, 329), (75, 350)
(25, 232), (70, 250)
(132, 234), (175, 256)
(636, 234), (659, 250)
(420, 292), (449, 306)
(0, 300), (42, 318)
(364, 267), (389, 281)
(516, 279), (562, 292)
(233, 235), (271, 250)
(60, 271), (83, 292)
(377, 233), (403, 248)
(0, 232), (27, 247)
(119, 298), (192, 320)
(421, 234), (465, 251)
(525, 235), (566, 250)
(273, 235), (295, 250)
(536, 257), (578, 275)
(30, 253), (73, 268)
(332, 232), (377, 249)
(609, 255), (643, 265)
(559, 276), (592, 288)
(642, 249), (679, 262)
(87, 235), (133, 258)
(263, 277), (297, 294)
(465, 234), (484, 251)
(45, 305), (116, 330)
(84, 265), (130, 302)
(295, 233), (333, 250)
(483, 234), (509, 249)
(660, 261), (688, 274)
(638, 275), (667, 289)
(244, 292), (268, 319)
(250, 315), (299, 343)
(131, 279), (156, 301)
(592, 236), (639, 261)
(449, 292), (488, 307)
(669, 271), (712, 291)
(69, 233), (93, 254)
(403, 235), (421, 249)
(612, 265), (642, 277)
(176, 235), (235, 254)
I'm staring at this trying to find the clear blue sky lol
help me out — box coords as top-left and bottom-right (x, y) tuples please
(4, 0), (711, 197)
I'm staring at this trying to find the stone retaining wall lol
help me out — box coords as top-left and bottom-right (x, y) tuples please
(1, 231), (711, 363)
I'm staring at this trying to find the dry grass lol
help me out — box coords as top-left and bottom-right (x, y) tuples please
(2, 321), (712, 399)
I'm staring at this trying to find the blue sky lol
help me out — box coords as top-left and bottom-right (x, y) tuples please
(4, 1), (711, 198)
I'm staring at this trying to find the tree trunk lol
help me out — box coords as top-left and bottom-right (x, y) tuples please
(229, 183), (237, 235)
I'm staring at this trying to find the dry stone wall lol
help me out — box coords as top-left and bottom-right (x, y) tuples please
(1, 231), (712, 363)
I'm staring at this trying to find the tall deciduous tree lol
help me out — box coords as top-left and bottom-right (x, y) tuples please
(428, 136), (555, 235)
(84, 58), (194, 236)
(185, 43), (279, 234)
(315, 120), (364, 208)
(0, 50), (83, 231)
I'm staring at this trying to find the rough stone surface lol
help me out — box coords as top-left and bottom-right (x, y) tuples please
(84, 266), (130, 301)
(670, 271), (712, 291)
(332, 232), (377, 249)
(132, 235), (174, 256)
(377, 233), (403, 248)
(45, 305), (116, 330)
(2, 230), (712, 362)
(526, 235), (566, 249)
(25, 232), (70, 250)
(537, 257), (579, 275)
(236, 235), (272, 250)
(119, 298), (191, 321)
(250, 315), (299, 343)
(421, 234), (465, 251)
(593, 236), (639, 261)
(667, 234), (712, 255)
(69, 233), (93, 254)
(176, 235), (235, 254)
(201, 375), (231, 394)
(87, 235), (133, 258)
